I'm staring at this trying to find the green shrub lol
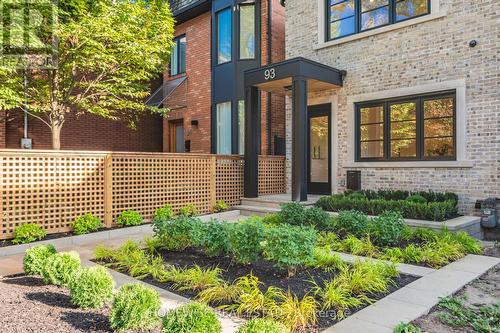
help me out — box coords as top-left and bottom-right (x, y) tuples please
(110, 283), (161, 331)
(193, 220), (230, 257)
(72, 213), (103, 235)
(332, 235), (378, 257)
(279, 202), (307, 226)
(152, 215), (203, 251)
(154, 204), (173, 220)
(23, 244), (57, 276)
(42, 251), (81, 286)
(305, 206), (332, 229)
(406, 194), (427, 204)
(264, 224), (317, 275)
(162, 302), (221, 333)
(116, 210), (143, 227)
(213, 200), (229, 213)
(369, 211), (406, 246)
(394, 322), (423, 333)
(262, 213), (284, 225)
(347, 191), (366, 200)
(335, 210), (370, 237)
(12, 223), (46, 244)
(179, 203), (198, 217)
(237, 318), (287, 333)
(228, 217), (265, 264)
(69, 266), (114, 309)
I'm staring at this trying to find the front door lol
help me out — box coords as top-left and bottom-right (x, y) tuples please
(308, 104), (331, 194)
(169, 120), (185, 153)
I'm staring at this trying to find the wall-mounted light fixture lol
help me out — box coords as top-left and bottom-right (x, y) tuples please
(469, 40), (477, 48)
(191, 120), (199, 127)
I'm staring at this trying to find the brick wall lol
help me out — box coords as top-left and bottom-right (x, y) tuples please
(285, 0), (499, 214)
(163, 11), (212, 153)
(3, 109), (162, 151)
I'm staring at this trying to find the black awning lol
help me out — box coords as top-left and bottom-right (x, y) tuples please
(145, 76), (187, 107)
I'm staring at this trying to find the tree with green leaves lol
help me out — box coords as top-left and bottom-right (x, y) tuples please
(0, 0), (175, 149)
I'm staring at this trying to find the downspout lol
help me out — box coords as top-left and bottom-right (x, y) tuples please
(266, 0), (272, 155)
(23, 70), (29, 144)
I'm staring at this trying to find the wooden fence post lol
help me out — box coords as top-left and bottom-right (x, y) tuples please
(104, 154), (113, 227)
(210, 156), (216, 210)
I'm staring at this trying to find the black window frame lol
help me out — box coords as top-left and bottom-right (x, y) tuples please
(238, 2), (256, 61)
(355, 91), (457, 162)
(326, 0), (431, 41)
(216, 6), (233, 65)
(169, 34), (186, 76)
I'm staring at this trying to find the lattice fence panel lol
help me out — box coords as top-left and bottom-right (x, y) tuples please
(0, 152), (106, 239)
(110, 154), (214, 224)
(215, 156), (244, 206)
(259, 156), (286, 195)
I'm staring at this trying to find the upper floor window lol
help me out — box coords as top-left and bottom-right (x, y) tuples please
(327, 0), (430, 40)
(217, 8), (232, 64)
(170, 35), (186, 76)
(356, 91), (455, 161)
(239, 3), (255, 59)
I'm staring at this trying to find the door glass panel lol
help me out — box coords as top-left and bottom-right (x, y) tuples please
(216, 102), (232, 154)
(175, 124), (184, 153)
(310, 116), (329, 183)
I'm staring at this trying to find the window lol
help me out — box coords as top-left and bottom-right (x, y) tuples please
(239, 4), (255, 59)
(170, 35), (186, 76)
(217, 8), (232, 64)
(216, 102), (232, 154)
(356, 92), (455, 161)
(327, 0), (430, 40)
(238, 100), (245, 154)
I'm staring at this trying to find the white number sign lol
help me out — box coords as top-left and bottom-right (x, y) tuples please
(264, 68), (276, 80)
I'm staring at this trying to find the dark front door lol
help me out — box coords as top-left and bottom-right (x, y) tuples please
(308, 104), (331, 194)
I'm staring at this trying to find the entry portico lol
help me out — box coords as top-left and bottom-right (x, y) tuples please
(244, 57), (345, 202)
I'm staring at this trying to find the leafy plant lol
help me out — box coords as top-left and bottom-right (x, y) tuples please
(227, 217), (265, 264)
(179, 203), (198, 217)
(110, 283), (161, 331)
(264, 224), (317, 276)
(369, 211), (406, 246)
(437, 296), (499, 333)
(305, 206), (332, 229)
(226, 274), (280, 316)
(310, 247), (347, 272)
(23, 244), (57, 276)
(279, 202), (307, 226)
(262, 213), (284, 225)
(42, 251), (81, 286)
(394, 322), (423, 333)
(69, 266), (114, 309)
(236, 318), (287, 333)
(116, 210), (143, 227)
(162, 302), (221, 333)
(152, 215), (203, 251)
(12, 223), (46, 244)
(341, 261), (397, 295)
(313, 278), (366, 319)
(382, 244), (424, 264)
(213, 200), (229, 213)
(274, 292), (318, 332)
(72, 213), (103, 235)
(197, 282), (243, 305)
(172, 265), (223, 291)
(332, 235), (378, 257)
(154, 204), (173, 220)
(406, 194), (427, 204)
(335, 210), (370, 237)
(193, 220), (230, 257)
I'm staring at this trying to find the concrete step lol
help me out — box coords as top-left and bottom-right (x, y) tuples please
(240, 196), (319, 209)
(233, 205), (280, 217)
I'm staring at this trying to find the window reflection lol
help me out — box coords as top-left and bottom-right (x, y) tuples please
(217, 8), (232, 64)
(239, 5), (255, 59)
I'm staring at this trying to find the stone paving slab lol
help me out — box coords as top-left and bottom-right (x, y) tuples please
(326, 254), (500, 333)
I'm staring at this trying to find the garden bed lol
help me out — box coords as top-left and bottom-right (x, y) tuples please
(96, 247), (418, 331)
(0, 274), (146, 333)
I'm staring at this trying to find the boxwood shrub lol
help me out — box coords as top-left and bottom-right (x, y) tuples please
(110, 283), (161, 331)
(162, 302), (221, 333)
(23, 244), (57, 276)
(316, 191), (458, 222)
(12, 223), (46, 244)
(192, 219), (230, 257)
(236, 318), (287, 333)
(369, 211), (407, 246)
(69, 266), (114, 309)
(72, 213), (103, 235)
(152, 215), (204, 251)
(227, 217), (265, 264)
(42, 251), (81, 286)
(116, 210), (143, 227)
(278, 202), (332, 228)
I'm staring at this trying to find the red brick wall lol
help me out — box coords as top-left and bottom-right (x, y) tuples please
(163, 12), (212, 153)
(4, 109), (162, 151)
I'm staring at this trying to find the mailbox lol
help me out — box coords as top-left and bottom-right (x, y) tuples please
(481, 209), (497, 229)
(346, 170), (361, 191)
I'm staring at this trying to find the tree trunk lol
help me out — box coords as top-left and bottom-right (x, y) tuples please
(51, 125), (62, 150)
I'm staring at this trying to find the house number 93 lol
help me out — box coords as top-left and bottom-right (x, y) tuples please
(264, 68), (276, 80)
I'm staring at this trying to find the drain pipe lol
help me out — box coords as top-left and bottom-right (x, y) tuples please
(21, 69), (32, 149)
(266, 0), (273, 155)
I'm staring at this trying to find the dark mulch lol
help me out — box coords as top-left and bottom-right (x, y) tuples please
(0, 275), (162, 333)
(102, 247), (418, 330)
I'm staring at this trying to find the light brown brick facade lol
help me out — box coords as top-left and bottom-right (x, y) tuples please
(284, 0), (499, 214)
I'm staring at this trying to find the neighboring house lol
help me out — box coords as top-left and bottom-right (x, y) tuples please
(242, 0), (498, 214)
(157, 0), (286, 155)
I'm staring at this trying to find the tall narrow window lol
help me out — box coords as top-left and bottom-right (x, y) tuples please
(389, 101), (417, 158)
(238, 100), (245, 154)
(217, 8), (232, 64)
(423, 97), (455, 158)
(217, 102), (232, 154)
(239, 4), (255, 59)
(170, 35), (186, 76)
(359, 105), (385, 159)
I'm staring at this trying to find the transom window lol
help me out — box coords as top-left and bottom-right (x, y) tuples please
(170, 35), (186, 76)
(327, 0), (430, 40)
(356, 91), (456, 161)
